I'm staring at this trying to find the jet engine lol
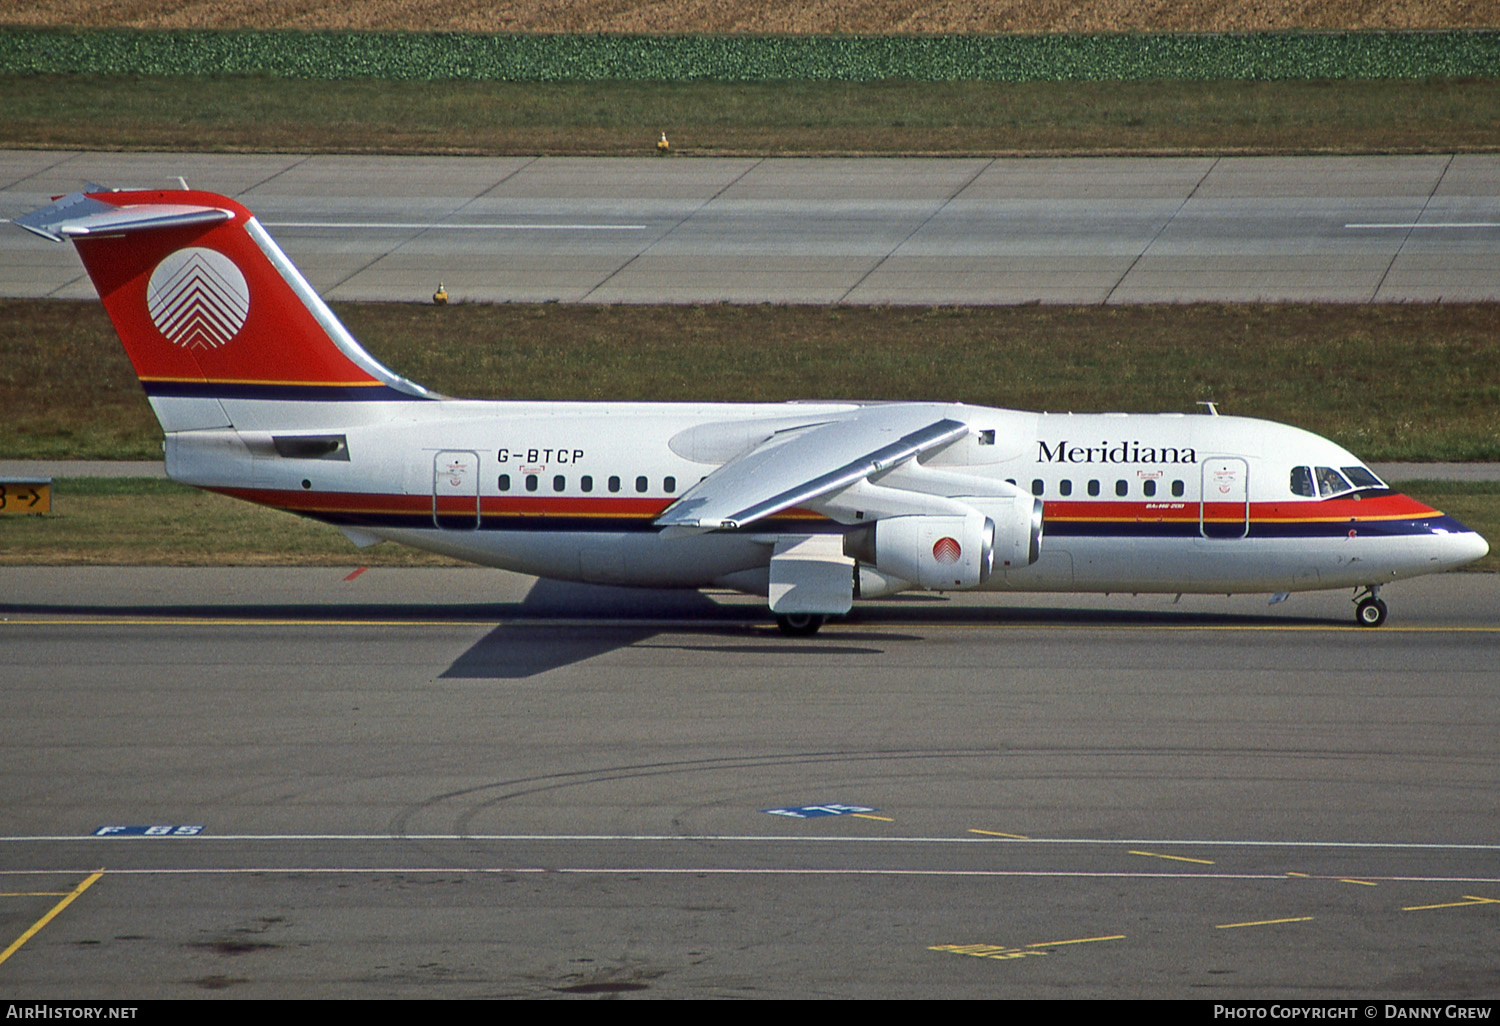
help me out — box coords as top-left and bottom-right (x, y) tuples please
(969, 492), (1044, 571)
(842, 493), (1042, 591)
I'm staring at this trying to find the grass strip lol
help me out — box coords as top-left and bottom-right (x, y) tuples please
(3, 28), (1498, 81)
(5, 75), (1498, 156)
(3, 300), (1496, 463)
(2, 477), (1491, 570)
(0, 477), (462, 566)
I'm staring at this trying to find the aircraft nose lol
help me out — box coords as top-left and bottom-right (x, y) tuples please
(1435, 522), (1489, 570)
(1457, 529), (1489, 564)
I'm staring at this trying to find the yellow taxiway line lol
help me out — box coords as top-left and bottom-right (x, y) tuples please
(0, 872), (102, 968)
(1130, 850), (1216, 865)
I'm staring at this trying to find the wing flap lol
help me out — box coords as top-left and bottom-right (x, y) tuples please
(655, 405), (969, 531)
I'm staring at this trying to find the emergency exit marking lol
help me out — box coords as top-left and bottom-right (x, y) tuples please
(762, 804), (877, 819)
(93, 825), (204, 837)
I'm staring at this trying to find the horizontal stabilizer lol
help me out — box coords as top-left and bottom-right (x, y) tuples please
(14, 190), (231, 242)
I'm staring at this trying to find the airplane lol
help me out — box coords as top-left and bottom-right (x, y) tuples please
(15, 185), (1489, 634)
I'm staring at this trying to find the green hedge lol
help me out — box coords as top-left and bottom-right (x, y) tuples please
(2, 28), (1496, 81)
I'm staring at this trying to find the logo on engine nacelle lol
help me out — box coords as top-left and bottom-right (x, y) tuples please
(146, 247), (249, 350)
(932, 537), (962, 564)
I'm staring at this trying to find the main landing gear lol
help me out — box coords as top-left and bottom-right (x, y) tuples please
(775, 613), (826, 637)
(1353, 586), (1388, 628)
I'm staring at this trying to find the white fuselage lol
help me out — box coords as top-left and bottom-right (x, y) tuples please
(161, 398), (1489, 598)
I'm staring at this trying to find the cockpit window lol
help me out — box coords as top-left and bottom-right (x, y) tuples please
(1294, 464), (1385, 499)
(1342, 465), (1385, 490)
(1315, 466), (1352, 497)
(1290, 466), (1315, 497)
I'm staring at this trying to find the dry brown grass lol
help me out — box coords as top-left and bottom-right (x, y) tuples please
(6, 299), (1498, 463)
(0, 478), (466, 566)
(3, 0), (1495, 33)
(9, 77), (1497, 160)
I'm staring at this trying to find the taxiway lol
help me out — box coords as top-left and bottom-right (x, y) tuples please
(1, 568), (1496, 998)
(3, 150), (1497, 304)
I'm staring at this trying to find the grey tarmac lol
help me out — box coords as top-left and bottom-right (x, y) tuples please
(0, 567), (1497, 998)
(2, 150), (1498, 304)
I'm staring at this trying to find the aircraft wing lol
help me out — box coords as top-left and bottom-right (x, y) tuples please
(655, 405), (968, 531)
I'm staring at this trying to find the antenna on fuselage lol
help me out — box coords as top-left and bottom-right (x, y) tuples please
(1197, 401), (1220, 416)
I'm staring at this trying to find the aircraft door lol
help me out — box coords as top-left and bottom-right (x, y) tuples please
(433, 450), (481, 530)
(1200, 457), (1249, 539)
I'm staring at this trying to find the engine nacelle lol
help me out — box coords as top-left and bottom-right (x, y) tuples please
(844, 511), (993, 591)
(967, 492), (1044, 571)
(842, 494), (1042, 591)
(853, 564), (912, 599)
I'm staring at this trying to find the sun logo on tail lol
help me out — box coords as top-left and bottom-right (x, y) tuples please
(146, 247), (249, 350)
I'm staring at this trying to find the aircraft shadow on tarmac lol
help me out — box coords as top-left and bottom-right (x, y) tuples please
(4, 577), (1344, 680)
(440, 580), (903, 678)
(440, 582), (1339, 679)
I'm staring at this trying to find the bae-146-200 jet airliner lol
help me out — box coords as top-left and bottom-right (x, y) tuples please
(16, 187), (1489, 634)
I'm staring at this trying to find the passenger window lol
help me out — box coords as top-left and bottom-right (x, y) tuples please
(498, 474), (511, 492)
(553, 475), (566, 492)
(1058, 480), (1072, 497)
(1115, 480), (1128, 497)
(1143, 479), (1157, 497)
(1171, 479), (1184, 498)
(525, 474), (538, 492)
(1290, 466), (1315, 497)
(1088, 479), (1100, 497)
(664, 476), (677, 493)
(608, 475), (621, 493)
(1031, 479), (1044, 496)
(635, 475), (649, 494)
(581, 475), (593, 493)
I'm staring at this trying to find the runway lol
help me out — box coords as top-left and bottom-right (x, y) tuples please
(1, 568), (1497, 998)
(3, 150), (1498, 304)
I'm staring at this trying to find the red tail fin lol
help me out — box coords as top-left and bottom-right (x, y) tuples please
(17, 187), (430, 425)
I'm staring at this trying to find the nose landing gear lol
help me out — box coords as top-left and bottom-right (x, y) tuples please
(1353, 586), (1388, 628)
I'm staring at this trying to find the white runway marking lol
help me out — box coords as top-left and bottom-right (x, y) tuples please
(1345, 222), (1500, 229)
(5, 833), (1499, 851)
(263, 221), (647, 231)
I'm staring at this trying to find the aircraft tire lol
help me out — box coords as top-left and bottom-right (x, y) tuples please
(776, 613), (826, 637)
(1355, 597), (1388, 628)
